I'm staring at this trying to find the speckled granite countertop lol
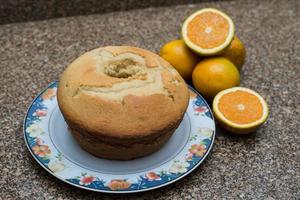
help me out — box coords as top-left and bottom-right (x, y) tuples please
(0, 0), (224, 25)
(1, 0), (299, 199)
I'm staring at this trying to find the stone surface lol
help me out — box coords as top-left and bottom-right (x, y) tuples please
(0, 0), (223, 25)
(0, 0), (299, 199)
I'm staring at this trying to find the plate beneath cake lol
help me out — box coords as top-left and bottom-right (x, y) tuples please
(24, 81), (215, 193)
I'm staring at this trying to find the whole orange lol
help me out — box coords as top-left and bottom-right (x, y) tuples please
(160, 40), (199, 81)
(192, 57), (240, 100)
(222, 36), (246, 70)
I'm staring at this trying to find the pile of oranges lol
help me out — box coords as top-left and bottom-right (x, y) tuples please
(159, 8), (268, 134)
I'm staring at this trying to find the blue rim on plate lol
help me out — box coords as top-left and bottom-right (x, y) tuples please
(24, 81), (215, 193)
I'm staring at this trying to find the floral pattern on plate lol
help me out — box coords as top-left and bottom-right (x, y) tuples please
(24, 82), (215, 193)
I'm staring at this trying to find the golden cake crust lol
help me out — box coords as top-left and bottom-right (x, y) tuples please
(57, 46), (189, 140)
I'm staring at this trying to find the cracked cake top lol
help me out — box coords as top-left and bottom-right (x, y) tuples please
(57, 46), (189, 138)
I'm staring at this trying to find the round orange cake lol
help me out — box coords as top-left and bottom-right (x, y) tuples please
(57, 46), (189, 160)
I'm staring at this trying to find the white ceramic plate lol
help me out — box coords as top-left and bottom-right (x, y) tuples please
(24, 81), (215, 193)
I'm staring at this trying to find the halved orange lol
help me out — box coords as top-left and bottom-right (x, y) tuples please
(182, 8), (235, 56)
(213, 87), (269, 134)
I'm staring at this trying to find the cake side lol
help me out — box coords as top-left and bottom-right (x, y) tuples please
(68, 118), (182, 160)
